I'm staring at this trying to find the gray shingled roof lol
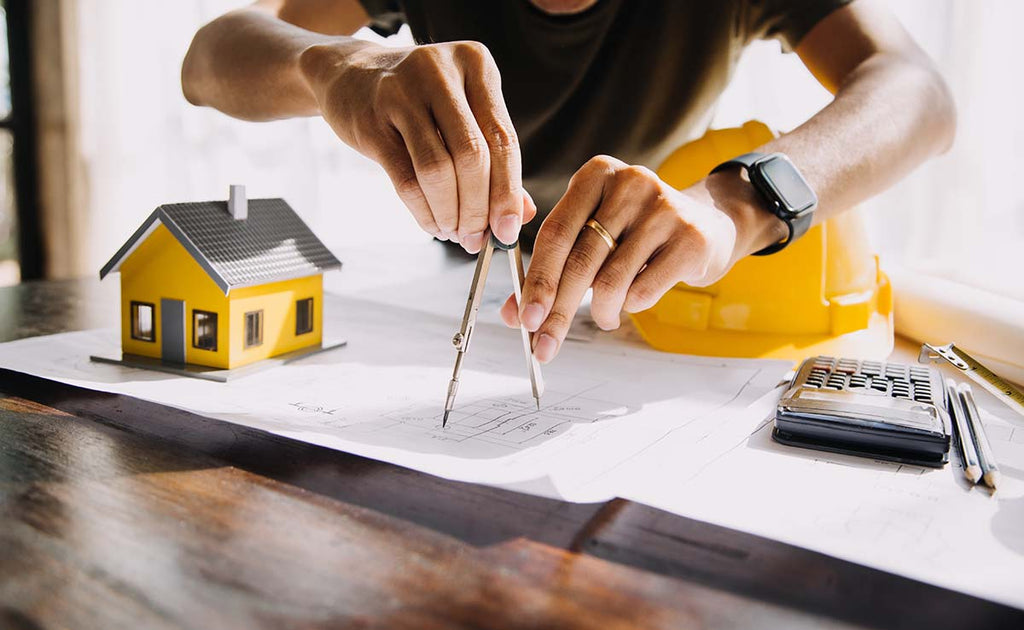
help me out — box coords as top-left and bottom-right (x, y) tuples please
(100, 198), (341, 294)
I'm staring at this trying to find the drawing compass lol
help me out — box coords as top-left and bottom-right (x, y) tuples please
(443, 234), (544, 427)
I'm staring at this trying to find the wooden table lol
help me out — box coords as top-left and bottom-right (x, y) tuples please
(1, 246), (1021, 629)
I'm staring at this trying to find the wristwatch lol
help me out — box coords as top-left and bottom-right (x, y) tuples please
(711, 152), (817, 256)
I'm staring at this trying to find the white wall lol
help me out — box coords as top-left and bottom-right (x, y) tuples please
(714, 0), (1024, 300)
(75, 0), (425, 281)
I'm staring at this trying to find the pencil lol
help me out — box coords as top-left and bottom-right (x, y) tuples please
(958, 383), (1000, 490)
(946, 381), (981, 484)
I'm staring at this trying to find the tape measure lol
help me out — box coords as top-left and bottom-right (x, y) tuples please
(920, 343), (1024, 420)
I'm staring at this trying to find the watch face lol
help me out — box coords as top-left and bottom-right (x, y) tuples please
(755, 155), (817, 216)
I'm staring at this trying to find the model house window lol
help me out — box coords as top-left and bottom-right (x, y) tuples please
(193, 310), (218, 351)
(130, 301), (155, 341)
(244, 310), (263, 348)
(295, 298), (313, 335)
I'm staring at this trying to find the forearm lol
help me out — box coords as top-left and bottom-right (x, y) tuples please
(767, 52), (955, 220)
(181, 6), (372, 121)
(708, 52), (956, 259)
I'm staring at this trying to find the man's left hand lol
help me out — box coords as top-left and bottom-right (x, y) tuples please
(501, 155), (769, 364)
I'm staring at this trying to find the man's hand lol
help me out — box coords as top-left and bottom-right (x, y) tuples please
(500, 155), (779, 364)
(299, 40), (535, 251)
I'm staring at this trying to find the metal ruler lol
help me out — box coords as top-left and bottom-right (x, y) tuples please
(920, 342), (1024, 420)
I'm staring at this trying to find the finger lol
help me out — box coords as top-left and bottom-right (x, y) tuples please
(390, 108), (460, 239)
(460, 45), (523, 246)
(430, 88), (490, 253)
(531, 181), (648, 363)
(531, 226), (610, 364)
(376, 127), (441, 237)
(519, 156), (621, 332)
(623, 245), (688, 314)
(500, 293), (520, 328)
(590, 215), (668, 330)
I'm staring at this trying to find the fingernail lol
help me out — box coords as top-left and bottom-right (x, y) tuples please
(444, 230), (458, 242)
(534, 333), (557, 364)
(496, 215), (521, 245)
(462, 231), (485, 252)
(521, 303), (544, 331)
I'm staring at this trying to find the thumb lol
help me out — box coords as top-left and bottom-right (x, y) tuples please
(522, 189), (538, 223)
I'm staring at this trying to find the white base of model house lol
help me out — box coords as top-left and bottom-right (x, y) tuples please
(89, 339), (347, 383)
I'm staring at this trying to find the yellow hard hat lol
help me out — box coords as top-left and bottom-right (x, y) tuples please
(629, 121), (893, 360)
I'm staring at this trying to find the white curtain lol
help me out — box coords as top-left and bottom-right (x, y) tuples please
(74, 0), (1023, 303)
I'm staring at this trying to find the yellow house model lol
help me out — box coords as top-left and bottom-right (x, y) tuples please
(97, 186), (342, 375)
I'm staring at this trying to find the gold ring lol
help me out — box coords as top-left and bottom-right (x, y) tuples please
(583, 218), (618, 252)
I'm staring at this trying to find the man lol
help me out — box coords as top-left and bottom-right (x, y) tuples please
(182, 0), (955, 364)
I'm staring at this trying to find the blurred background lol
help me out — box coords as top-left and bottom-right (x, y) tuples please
(1, 0), (1021, 306)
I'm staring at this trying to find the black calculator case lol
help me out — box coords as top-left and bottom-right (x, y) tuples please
(773, 357), (951, 468)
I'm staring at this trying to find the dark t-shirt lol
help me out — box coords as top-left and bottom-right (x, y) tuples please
(358, 0), (850, 240)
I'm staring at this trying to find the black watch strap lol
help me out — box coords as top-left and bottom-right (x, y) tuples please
(711, 152), (814, 256)
(712, 151), (765, 172)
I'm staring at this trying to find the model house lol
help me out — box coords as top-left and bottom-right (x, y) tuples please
(98, 186), (341, 370)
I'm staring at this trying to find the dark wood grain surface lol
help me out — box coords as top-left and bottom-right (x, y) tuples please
(1, 391), (857, 630)
(1, 251), (1022, 630)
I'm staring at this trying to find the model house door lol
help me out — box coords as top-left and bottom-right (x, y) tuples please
(161, 298), (186, 364)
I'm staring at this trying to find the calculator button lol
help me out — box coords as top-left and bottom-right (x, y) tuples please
(835, 358), (858, 371)
(870, 378), (889, 392)
(885, 364), (909, 379)
(910, 367), (931, 382)
(861, 362), (882, 376)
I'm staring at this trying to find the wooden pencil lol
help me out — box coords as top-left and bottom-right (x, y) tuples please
(946, 381), (981, 484)
(958, 383), (1000, 490)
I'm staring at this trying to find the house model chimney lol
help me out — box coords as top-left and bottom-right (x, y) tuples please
(228, 184), (248, 220)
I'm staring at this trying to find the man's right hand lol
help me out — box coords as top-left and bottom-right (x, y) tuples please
(299, 40), (535, 252)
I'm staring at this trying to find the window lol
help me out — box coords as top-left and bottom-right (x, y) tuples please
(130, 301), (154, 341)
(0, 3), (43, 285)
(244, 310), (263, 348)
(192, 310), (217, 351)
(295, 298), (314, 335)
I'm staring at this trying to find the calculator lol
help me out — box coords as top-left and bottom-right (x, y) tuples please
(772, 356), (951, 467)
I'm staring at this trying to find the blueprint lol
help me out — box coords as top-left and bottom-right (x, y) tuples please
(1, 278), (1022, 609)
(0, 296), (785, 497)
